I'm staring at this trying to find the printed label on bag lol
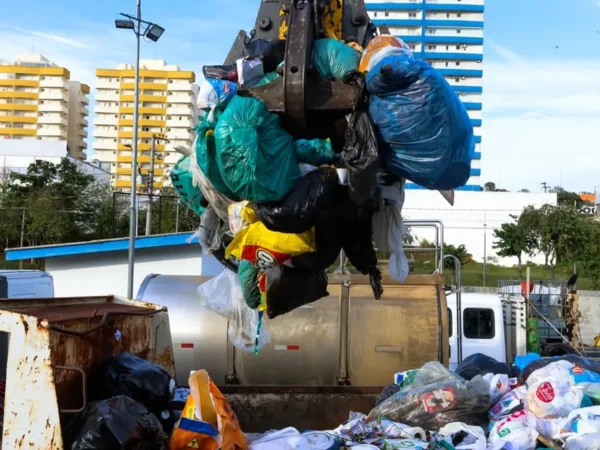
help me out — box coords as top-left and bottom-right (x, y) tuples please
(422, 387), (455, 413)
(536, 382), (555, 403)
(187, 437), (200, 448)
(572, 365), (585, 375)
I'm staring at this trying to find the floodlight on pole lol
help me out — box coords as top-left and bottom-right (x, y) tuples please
(115, 0), (165, 299)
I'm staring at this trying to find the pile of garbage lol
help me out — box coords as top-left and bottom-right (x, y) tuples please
(171, 33), (474, 351)
(63, 351), (600, 449)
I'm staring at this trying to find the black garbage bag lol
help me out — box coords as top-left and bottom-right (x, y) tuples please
(253, 167), (340, 234)
(341, 111), (380, 211)
(265, 265), (329, 319)
(243, 39), (285, 72)
(456, 353), (520, 381)
(520, 355), (600, 384)
(341, 73), (380, 211)
(101, 353), (174, 410)
(342, 215), (383, 300)
(68, 396), (168, 450)
(291, 219), (343, 271)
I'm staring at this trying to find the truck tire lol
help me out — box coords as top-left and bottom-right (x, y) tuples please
(542, 343), (577, 357)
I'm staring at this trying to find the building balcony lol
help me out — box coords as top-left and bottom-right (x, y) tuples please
(38, 103), (68, 114)
(0, 127), (37, 136)
(94, 116), (119, 126)
(168, 82), (194, 92)
(93, 140), (118, 151)
(37, 127), (67, 138)
(0, 79), (38, 88)
(93, 129), (118, 139)
(38, 115), (67, 126)
(167, 94), (194, 105)
(39, 78), (69, 89)
(166, 118), (195, 128)
(0, 115), (37, 125)
(39, 90), (69, 102)
(96, 92), (120, 102)
(95, 105), (119, 114)
(0, 91), (38, 100)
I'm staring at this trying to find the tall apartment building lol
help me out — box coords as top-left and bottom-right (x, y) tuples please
(93, 59), (199, 191)
(366, 0), (484, 191)
(0, 54), (89, 158)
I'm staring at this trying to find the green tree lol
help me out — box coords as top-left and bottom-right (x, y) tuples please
(444, 244), (471, 270)
(519, 189), (530, 193)
(493, 216), (530, 278)
(484, 182), (496, 192)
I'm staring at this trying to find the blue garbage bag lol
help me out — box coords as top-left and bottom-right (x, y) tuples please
(367, 54), (475, 190)
(214, 96), (301, 202)
(312, 38), (361, 80)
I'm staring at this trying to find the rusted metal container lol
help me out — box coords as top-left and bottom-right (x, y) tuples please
(0, 295), (173, 450)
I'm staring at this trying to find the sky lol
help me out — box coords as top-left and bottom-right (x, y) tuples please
(1, 0), (600, 193)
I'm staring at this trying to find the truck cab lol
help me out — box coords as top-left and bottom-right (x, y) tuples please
(447, 292), (507, 371)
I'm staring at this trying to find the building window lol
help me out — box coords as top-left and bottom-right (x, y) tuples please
(446, 13), (450, 18)
(464, 308), (495, 339)
(373, 12), (377, 17)
(456, 62), (461, 66)
(409, 44), (416, 50)
(428, 45), (436, 50)
(457, 13), (462, 17)
(445, 62), (449, 67)
(457, 29), (462, 34)
(455, 77), (460, 82)
(456, 45), (461, 50)
(384, 11), (389, 17)
(409, 12), (416, 18)
(114, 126), (117, 130)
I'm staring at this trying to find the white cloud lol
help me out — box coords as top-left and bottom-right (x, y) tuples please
(15, 28), (89, 49)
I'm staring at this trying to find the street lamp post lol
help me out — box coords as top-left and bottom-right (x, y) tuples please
(115, 1), (165, 299)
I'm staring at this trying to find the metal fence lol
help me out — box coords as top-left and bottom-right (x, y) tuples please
(110, 192), (197, 238)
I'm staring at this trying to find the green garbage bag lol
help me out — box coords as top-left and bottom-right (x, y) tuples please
(195, 113), (240, 201)
(312, 38), (360, 80)
(254, 72), (280, 88)
(239, 260), (261, 309)
(170, 156), (206, 216)
(215, 96), (301, 202)
(293, 138), (338, 166)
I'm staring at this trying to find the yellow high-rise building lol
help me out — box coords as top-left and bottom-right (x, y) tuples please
(0, 54), (89, 158)
(93, 59), (199, 191)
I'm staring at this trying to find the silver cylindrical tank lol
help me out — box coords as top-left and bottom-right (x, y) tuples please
(138, 273), (448, 387)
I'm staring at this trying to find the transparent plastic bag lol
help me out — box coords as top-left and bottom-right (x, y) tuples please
(488, 410), (539, 450)
(526, 377), (583, 419)
(197, 269), (270, 352)
(368, 367), (490, 430)
(189, 140), (234, 222)
(373, 180), (408, 283)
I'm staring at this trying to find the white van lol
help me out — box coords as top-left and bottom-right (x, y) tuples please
(447, 292), (507, 370)
(0, 270), (54, 299)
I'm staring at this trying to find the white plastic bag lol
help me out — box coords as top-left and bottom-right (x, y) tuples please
(236, 57), (264, 88)
(228, 201), (249, 235)
(565, 433), (600, 450)
(197, 79), (237, 122)
(483, 373), (518, 404)
(373, 180), (408, 283)
(526, 377), (583, 419)
(248, 428), (310, 450)
(488, 410), (539, 450)
(556, 405), (600, 438)
(527, 360), (575, 386)
(489, 386), (527, 420)
(438, 423), (486, 450)
(197, 269), (270, 352)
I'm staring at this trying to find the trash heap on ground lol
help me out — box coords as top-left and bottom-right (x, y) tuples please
(65, 351), (600, 449)
(171, 33), (475, 352)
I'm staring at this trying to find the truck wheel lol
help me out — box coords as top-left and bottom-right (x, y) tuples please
(542, 343), (576, 357)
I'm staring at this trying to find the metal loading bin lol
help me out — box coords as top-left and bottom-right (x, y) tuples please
(138, 273), (449, 387)
(0, 296), (174, 450)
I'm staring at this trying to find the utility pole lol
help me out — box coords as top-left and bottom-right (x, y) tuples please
(145, 133), (164, 236)
(541, 182), (548, 193)
(145, 134), (156, 236)
(483, 213), (487, 287)
(19, 209), (25, 270)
